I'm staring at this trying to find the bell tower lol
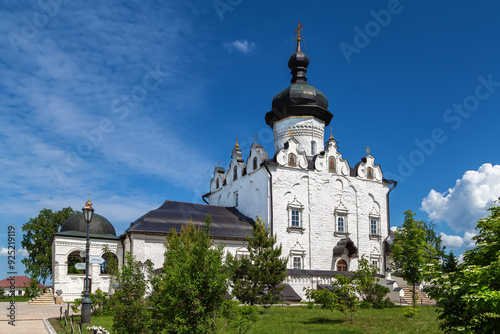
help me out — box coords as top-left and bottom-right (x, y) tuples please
(265, 23), (333, 156)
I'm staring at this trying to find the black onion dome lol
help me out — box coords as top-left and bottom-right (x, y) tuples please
(60, 213), (116, 236)
(265, 38), (333, 128)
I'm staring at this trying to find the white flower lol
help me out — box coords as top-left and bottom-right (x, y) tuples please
(86, 325), (110, 334)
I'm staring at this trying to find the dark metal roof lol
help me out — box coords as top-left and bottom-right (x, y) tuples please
(317, 284), (339, 291)
(278, 284), (302, 302)
(124, 200), (254, 239)
(59, 213), (117, 237)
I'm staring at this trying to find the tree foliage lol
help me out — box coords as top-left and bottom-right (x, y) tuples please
(354, 256), (390, 308)
(226, 218), (288, 307)
(426, 201), (500, 333)
(390, 210), (438, 308)
(442, 251), (458, 274)
(305, 257), (392, 324)
(305, 274), (360, 324)
(21, 207), (76, 284)
(422, 220), (446, 258)
(110, 251), (152, 334)
(23, 277), (41, 298)
(220, 301), (260, 334)
(149, 215), (229, 334)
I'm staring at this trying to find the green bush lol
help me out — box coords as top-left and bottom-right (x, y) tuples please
(373, 297), (396, 309)
(359, 301), (372, 309)
(70, 289), (110, 315)
(403, 307), (420, 318)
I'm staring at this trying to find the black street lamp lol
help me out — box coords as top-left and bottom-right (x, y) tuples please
(81, 199), (94, 324)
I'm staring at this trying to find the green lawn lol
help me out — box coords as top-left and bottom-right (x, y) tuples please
(50, 306), (442, 334)
(229, 306), (442, 334)
(0, 296), (33, 302)
(50, 315), (114, 334)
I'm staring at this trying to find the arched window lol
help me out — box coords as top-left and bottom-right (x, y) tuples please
(367, 167), (374, 180)
(337, 259), (348, 272)
(216, 179), (219, 189)
(233, 166), (238, 181)
(311, 141), (317, 155)
(101, 252), (118, 274)
(329, 157), (336, 173)
(253, 157), (258, 171)
(288, 153), (297, 167)
(67, 250), (84, 274)
(337, 217), (344, 232)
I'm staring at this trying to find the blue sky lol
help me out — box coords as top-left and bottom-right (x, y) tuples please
(1, 0), (500, 279)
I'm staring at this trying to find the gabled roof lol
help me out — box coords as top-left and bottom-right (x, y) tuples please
(124, 200), (254, 240)
(0, 276), (44, 288)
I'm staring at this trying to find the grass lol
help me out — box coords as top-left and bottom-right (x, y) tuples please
(220, 306), (442, 334)
(0, 296), (33, 302)
(49, 314), (114, 334)
(49, 306), (442, 333)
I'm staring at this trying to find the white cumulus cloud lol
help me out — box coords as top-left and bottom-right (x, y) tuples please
(0, 247), (28, 257)
(463, 231), (477, 248)
(223, 40), (256, 54)
(440, 232), (463, 249)
(421, 163), (500, 232)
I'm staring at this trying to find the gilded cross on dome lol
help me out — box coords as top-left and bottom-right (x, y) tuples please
(329, 126), (334, 141)
(365, 146), (371, 155)
(234, 136), (240, 149)
(295, 21), (303, 42)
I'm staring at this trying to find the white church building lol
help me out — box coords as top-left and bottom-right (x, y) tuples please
(52, 31), (397, 302)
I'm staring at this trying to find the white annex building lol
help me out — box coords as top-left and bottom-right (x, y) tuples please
(52, 33), (398, 302)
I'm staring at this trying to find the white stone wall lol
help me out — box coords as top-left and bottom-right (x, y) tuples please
(208, 167), (270, 225)
(270, 166), (390, 273)
(128, 233), (248, 271)
(52, 236), (122, 302)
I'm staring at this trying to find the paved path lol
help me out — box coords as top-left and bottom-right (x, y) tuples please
(0, 302), (77, 333)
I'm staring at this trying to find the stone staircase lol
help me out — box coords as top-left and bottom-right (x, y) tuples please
(400, 287), (436, 306)
(28, 291), (55, 305)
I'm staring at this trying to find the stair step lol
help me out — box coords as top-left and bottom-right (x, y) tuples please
(28, 292), (56, 305)
(400, 287), (436, 306)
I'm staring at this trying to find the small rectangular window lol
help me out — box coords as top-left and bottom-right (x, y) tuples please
(234, 192), (239, 207)
(293, 257), (301, 270)
(372, 260), (378, 269)
(291, 210), (300, 227)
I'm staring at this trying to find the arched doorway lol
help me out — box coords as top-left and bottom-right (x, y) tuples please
(337, 259), (347, 271)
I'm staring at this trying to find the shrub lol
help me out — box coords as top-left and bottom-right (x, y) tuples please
(359, 301), (372, 309)
(373, 297), (395, 309)
(403, 307), (420, 318)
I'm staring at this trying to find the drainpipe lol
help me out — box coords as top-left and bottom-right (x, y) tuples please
(384, 180), (397, 274)
(127, 233), (132, 257)
(120, 235), (125, 266)
(264, 160), (273, 237)
(386, 180), (398, 232)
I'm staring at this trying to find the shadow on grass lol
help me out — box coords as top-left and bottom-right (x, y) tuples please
(302, 317), (344, 325)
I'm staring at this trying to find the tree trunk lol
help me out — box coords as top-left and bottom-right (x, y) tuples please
(412, 283), (417, 308)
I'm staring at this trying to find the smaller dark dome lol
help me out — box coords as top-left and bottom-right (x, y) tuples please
(265, 37), (333, 128)
(60, 213), (116, 236)
(288, 50), (309, 83)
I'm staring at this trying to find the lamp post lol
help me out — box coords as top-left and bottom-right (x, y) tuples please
(81, 199), (94, 324)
